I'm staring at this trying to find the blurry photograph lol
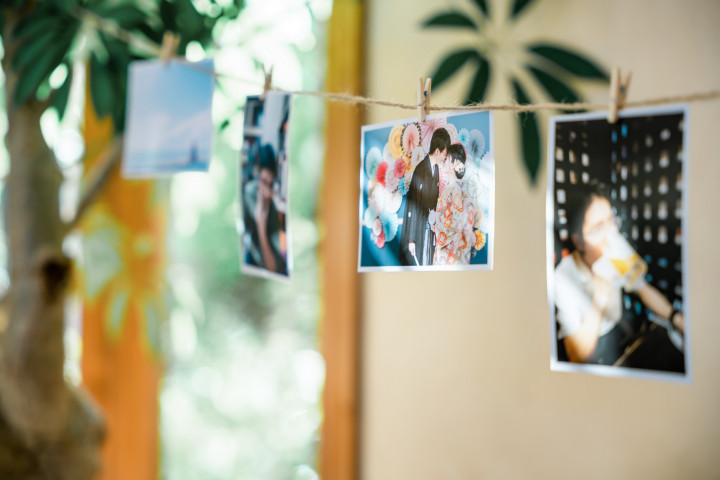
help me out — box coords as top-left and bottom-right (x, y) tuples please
(123, 59), (214, 177)
(547, 106), (690, 380)
(359, 111), (494, 272)
(240, 92), (291, 279)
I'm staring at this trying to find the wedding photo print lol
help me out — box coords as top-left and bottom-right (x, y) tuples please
(123, 59), (214, 177)
(239, 92), (291, 280)
(547, 106), (690, 380)
(358, 111), (494, 272)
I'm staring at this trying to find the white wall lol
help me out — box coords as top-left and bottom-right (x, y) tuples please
(361, 1), (720, 478)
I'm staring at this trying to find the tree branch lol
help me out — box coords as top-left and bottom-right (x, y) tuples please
(64, 135), (123, 234)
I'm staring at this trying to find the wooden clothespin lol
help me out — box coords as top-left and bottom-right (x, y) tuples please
(260, 64), (273, 100)
(417, 77), (432, 123)
(160, 31), (180, 65)
(608, 67), (632, 123)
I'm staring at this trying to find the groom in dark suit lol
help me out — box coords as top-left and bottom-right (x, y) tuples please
(400, 127), (450, 266)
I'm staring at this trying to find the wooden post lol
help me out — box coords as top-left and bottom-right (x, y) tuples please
(318, 0), (363, 479)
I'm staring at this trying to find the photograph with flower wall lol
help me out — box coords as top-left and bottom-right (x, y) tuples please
(359, 111), (494, 272)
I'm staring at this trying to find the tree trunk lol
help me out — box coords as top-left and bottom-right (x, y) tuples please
(0, 7), (105, 479)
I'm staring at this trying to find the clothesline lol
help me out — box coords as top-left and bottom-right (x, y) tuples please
(75, 7), (720, 113)
(273, 89), (720, 112)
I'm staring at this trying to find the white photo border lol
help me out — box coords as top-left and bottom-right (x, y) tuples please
(546, 105), (692, 382)
(358, 109), (495, 273)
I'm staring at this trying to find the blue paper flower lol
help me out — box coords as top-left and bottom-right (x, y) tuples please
(465, 129), (485, 166)
(398, 175), (409, 196)
(457, 128), (470, 146)
(379, 211), (399, 242)
(365, 147), (382, 178)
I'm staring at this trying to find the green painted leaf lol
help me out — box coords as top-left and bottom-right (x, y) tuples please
(527, 65), (580, 103)
(512, 79), (541, 185)
(143, 298), (164, 355)
(465, 55), (491, 104)
(510, 0), (535, 18)
(430, 49), (479, 89)
(423, 12), (477, 30)
(528, 43), (608, 80)
(471, 0), (489, 16)
(50, 65), (71, 120)
(107, 290), (129, 338)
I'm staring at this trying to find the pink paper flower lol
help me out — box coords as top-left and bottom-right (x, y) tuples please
(401, 123), (421, 156)
(420, 117), (448, 152)
(375, 230), (386, 248)
(393, 158), (406, 178)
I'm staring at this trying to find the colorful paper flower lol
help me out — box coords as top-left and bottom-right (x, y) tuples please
(419, 117), (448, 152)
(388, 124), (404, 159)
(398, 175), (409, 196)
(376, 161), (388, 187)
(375, 230), (386, 248)
(387, 190), (402, 213)
(363, 207), (378, 228)
(474, 230), (486, 250)
(367, 180), (387, 213)
(457, 128), (470, 146)
(383, 144), (396, 166)
(393, 158), (406, 178)
(410, 145), (426, 168)
(444, 123), (459, 144)
(365, 147), (382, 178)
(379, 211), (399, 242)
(466, 129), (486, 164)
(401, 123), (421, 156)
(384, 165), (400, 193)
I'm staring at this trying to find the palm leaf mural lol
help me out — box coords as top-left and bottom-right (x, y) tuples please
(422, 0), (609, 184)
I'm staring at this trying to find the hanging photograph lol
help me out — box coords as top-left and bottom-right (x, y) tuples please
(546, 106), (690, 381)
(123, 59), (214, 177)
(359, 111), (494, 272)
(239, 92), (291, 280)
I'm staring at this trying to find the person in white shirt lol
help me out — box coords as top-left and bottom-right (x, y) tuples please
(554, 183), (684, 364)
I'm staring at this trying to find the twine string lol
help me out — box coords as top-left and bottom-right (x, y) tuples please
(72, 7), (720, 113)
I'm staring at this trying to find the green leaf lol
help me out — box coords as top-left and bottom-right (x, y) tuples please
(526, 65), (580, 103)
(510, 0), (535, 18)
(89, 54), (115, 120)
(102, 40), (134, 131)
(465, 55), (491, 104)
(528, 43), (608, 80)
(51, 65), (72, 120)
(11, 27), (57, 70)
(512, 79), (541, 185)
(51, 0), (77, 13)
(12, 11), (58, 40)
(95, 5), (148, 29)
(423, 12), (477, 30)
(471, 0), (489, 16)
(430, 49), (479, 89)
(13, 30), (72, 106)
